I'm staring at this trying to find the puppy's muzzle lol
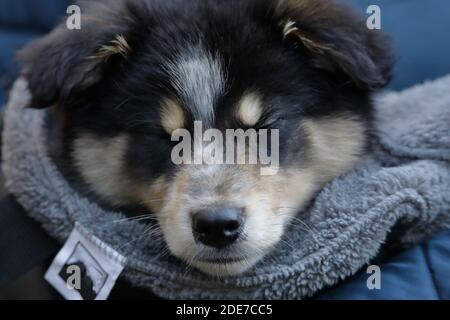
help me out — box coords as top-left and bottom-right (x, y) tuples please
(192, 205), (245, 249)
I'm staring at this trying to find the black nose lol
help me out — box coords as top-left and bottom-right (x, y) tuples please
(192, 206), (244, 249)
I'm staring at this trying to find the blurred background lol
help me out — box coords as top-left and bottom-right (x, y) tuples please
(0, 0), (449, 300)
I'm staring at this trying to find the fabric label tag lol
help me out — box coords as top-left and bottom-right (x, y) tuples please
(45, 223), (126, 300)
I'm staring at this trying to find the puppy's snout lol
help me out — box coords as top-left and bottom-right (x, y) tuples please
(192, 206), (245, 249)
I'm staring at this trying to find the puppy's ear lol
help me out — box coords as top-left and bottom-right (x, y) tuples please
(276, 0), (393, 90)
(18, 0), (144, 108)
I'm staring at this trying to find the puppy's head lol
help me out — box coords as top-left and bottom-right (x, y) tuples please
(19, 0), (392, 277)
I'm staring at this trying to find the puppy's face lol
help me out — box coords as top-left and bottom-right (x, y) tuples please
(20, 0), (391, 277)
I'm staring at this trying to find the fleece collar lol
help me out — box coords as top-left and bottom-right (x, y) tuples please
(2, 77), (450, 299)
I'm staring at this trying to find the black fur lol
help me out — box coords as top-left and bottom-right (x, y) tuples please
(19, 0), (393, 208)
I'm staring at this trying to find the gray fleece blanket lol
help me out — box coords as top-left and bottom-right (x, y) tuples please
(2, 76), (450, 300)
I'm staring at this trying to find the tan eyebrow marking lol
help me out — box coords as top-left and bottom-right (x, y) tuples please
(160, 97), (185, 134)
(237, 92), (263, 127)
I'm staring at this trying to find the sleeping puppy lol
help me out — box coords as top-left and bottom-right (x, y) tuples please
(19, 0), (392, 277)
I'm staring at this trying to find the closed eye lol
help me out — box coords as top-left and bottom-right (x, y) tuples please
(258, 117), (284, 130)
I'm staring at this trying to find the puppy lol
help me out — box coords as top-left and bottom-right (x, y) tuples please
(19, 0), (392, 277)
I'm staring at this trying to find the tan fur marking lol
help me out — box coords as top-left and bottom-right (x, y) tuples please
(302, 113), (366, 183)
(282, 20), (332, 54)
(160, 98), (185, 134)
(237, 93), (263, 127)
(138, 175), (168, 213)
(72, 133), (133, 205)
(90, 34), (131, 62)
(73, 133), (172, 211)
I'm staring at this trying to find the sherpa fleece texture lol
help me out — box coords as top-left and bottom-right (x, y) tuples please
(2, 77), (450, 300)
